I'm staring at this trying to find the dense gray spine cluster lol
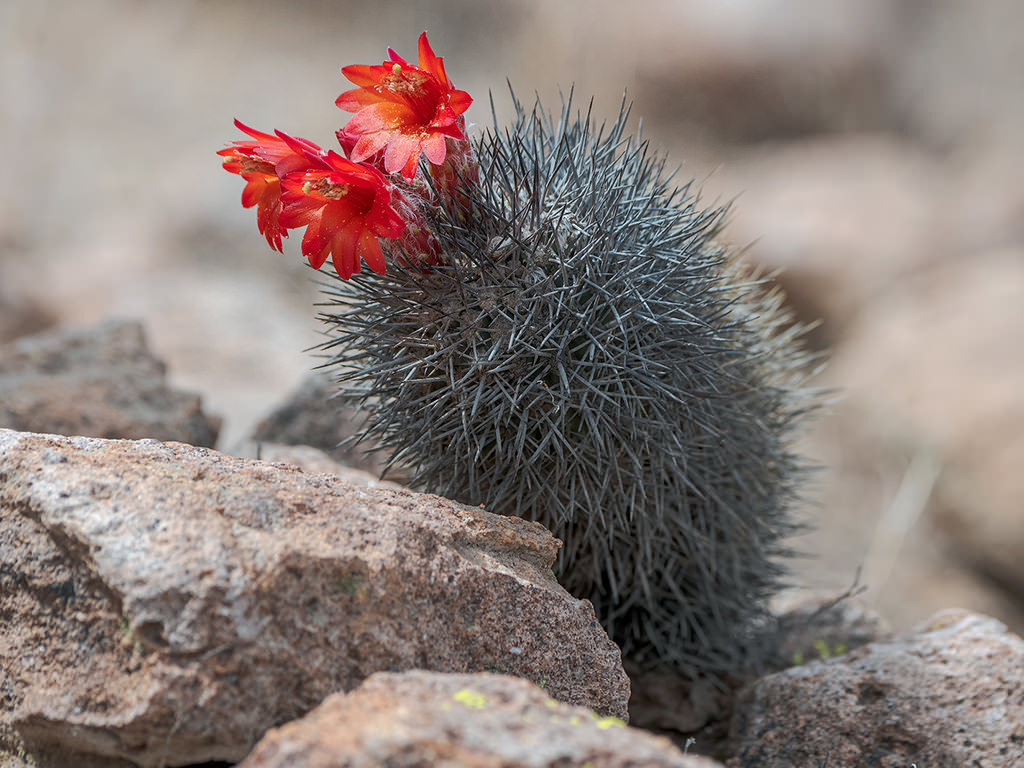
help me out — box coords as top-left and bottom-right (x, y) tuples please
(317, 93), (817, 680)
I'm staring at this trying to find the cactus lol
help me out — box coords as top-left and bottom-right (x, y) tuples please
(221, 36), (817, 683)
(316, 94), (816, 680)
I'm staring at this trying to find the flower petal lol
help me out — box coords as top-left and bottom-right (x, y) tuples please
(384, 133), (422, 177)
(350, 131), (393, 164)
(336, 87), (389, 111)
(417, 32), (448, 85)
(420, 132), (447, 165)
(357, 227), (386, 274)
(345, 102), (418, 136)
(341, 64), (384, 89)
(448, 88), (473, 115)
(330, 222), (362, 280)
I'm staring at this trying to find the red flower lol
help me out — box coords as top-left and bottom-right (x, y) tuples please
(218, 120), (324, 251)
(278, 143), (406, 279)
(336, 32), (472, 179)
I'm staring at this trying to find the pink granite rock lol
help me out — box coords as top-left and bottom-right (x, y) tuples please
(0, 429), (628, 767)
(238, 671), (721, 768)
(729, 610), (1024, 767)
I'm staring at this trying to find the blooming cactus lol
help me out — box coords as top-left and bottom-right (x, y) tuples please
(219, 33), (817, 688)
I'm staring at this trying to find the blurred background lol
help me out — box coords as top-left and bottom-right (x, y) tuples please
(2, 0), (1022, 635)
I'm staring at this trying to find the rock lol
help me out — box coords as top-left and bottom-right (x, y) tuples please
(698, 135), (949, 346)
(0, 292), (54, 346)
(891, 0), (1024, 146)
(238, 442), (405, 490)
(636, 38), (891, 146)
(950, 134), (1024, 255)
(0, 429), (628, 767)
(829, 247), (1024, 605)
(728, 610), (1024, 767)
(0, 319), (221, 447)
(237, 670), (720, 768)
(625, 594), (893, 756)
(769, 593), (893, 670)
(251, 373), (394, 477)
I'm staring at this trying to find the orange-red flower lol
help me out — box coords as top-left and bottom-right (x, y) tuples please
(336, 32), (472, 179)
(218, 120), (306, 251)
(221, 121), (408, 279)
(278, 142), (406, 279)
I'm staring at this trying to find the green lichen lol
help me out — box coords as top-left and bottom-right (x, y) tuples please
(333, 574), (365, 597)
(592, 714), (626, 730)
(453, 689), (487, 710)
(793, 639), (849, 666)
(117, 615), (145, 656)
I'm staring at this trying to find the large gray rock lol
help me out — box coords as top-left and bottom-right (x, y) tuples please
(0, 429), (628, 767)
(0, 319), (220, 447)
(238, 671), (721, 768)
(729, 610), (1024, 767)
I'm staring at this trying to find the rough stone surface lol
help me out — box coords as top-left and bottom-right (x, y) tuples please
(728, 610), (1024, 767)
(0, 319), (221, 447)
(235, 441), (405, 490)
(237, 671), (721, 768)
(625, 594), (893, 756)
(0, 429), (628, 767)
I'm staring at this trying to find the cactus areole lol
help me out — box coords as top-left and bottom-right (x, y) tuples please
(220, 33), (817, 683)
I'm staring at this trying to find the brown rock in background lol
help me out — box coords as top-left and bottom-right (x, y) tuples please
(237, 671), (720, 768)
(0, 429), (628, 767)
(828, 247), (1024, 616)
(0, 319), (221, 447)
(251, 373), (393, 477)
(728, 610), (1024, 767)
(0, 292), (54, 346)
(698, 135), (949, 346)
(634, 33), (893, 146)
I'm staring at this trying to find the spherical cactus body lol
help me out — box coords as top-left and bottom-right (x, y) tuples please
(316, 93), (817, 682)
